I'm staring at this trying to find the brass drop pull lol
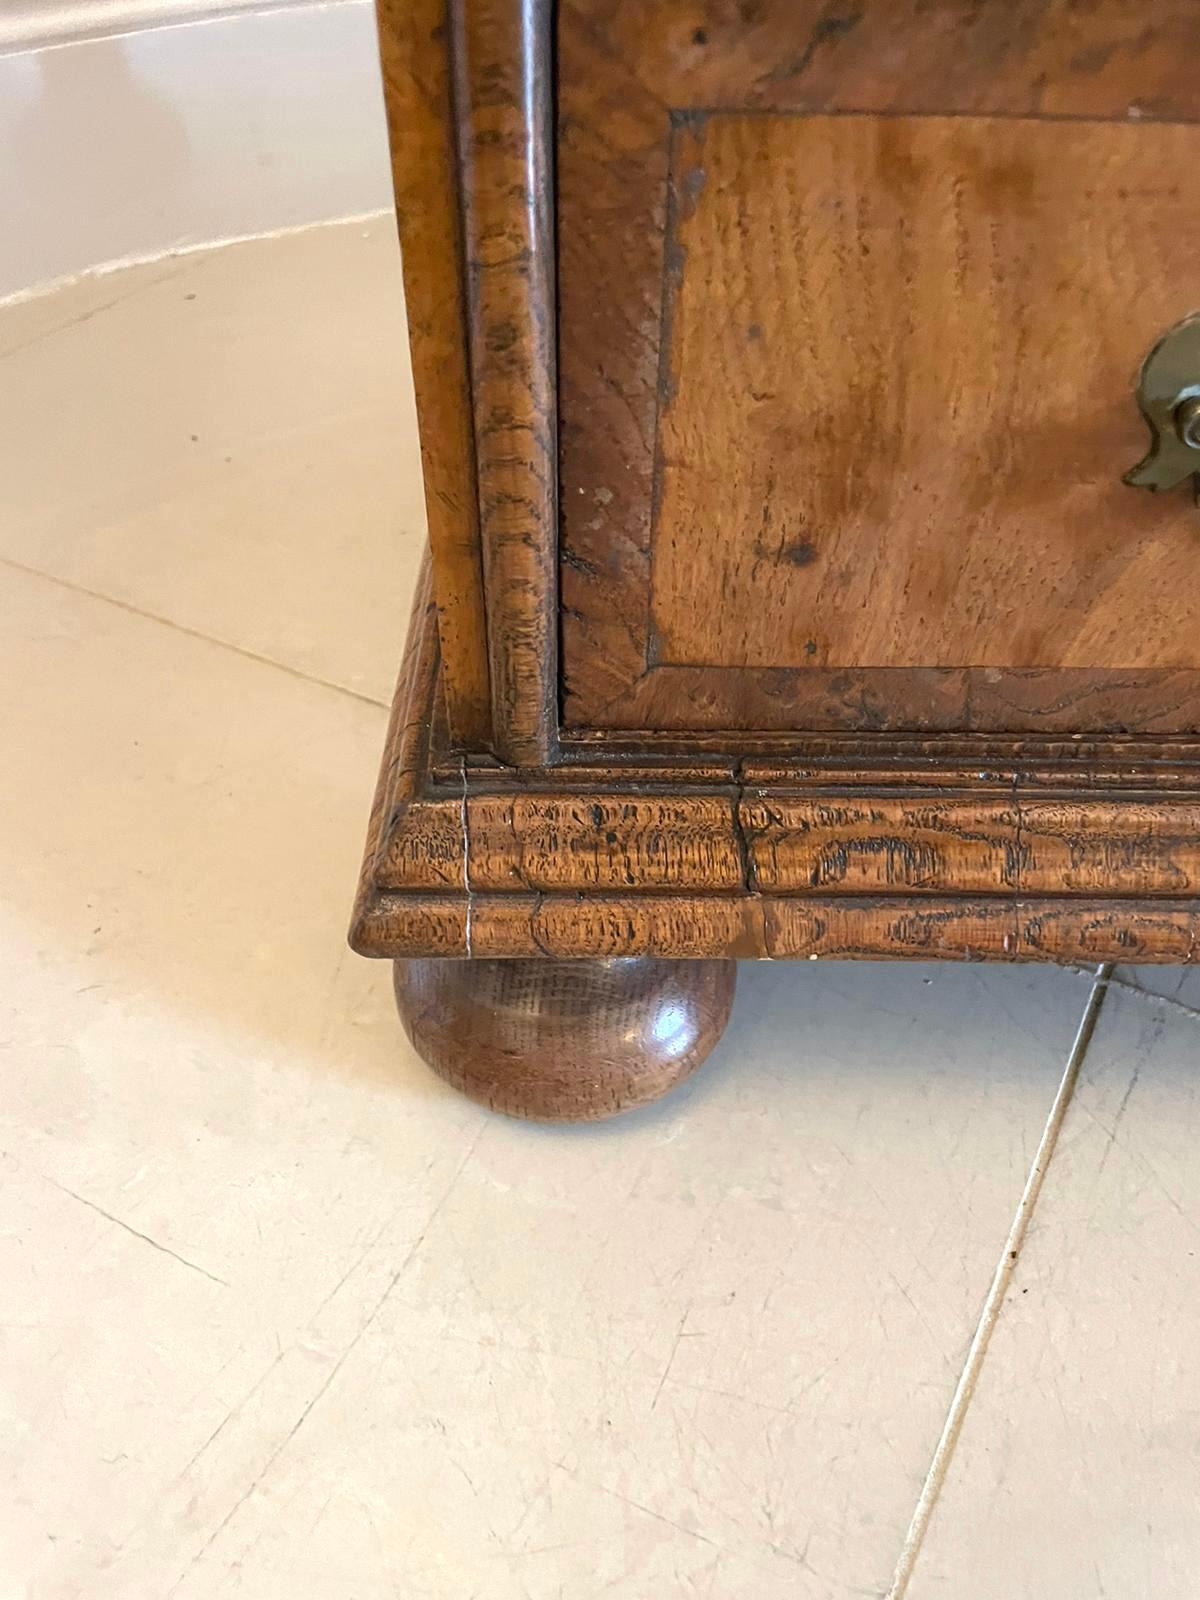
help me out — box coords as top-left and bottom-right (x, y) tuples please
(1125, 312), (1200, 497)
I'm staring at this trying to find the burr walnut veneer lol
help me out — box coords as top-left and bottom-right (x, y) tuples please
(351, 0), (1200, 1118)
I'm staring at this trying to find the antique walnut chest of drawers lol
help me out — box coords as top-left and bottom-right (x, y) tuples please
(351, 0), (1200, 1118)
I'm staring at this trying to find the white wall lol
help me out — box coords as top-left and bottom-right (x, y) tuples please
(0, 0), (396, 301)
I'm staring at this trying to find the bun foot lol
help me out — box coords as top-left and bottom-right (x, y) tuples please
(393, 957), (737, 1121)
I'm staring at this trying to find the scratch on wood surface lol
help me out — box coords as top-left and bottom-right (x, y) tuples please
(460, 754), (474, 956)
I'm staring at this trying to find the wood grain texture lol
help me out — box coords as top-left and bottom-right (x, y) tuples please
(653, 113), (1200, 672)
(375, 0), (490, 748)
(543, 737), (1200, 784)
(585, 0), (1200, 118)
(556, 8), (668, 714)
(583, 667), (1200, 737)
(360, 893), (1200, 963)
(350, 551), (439, 930)
(457, 0), (558, 764)
(349, 589), (1200, 963)
(393, 955), (736, 1118)
(370, 783), (1200, 899)
(557, 0), (1200, 737)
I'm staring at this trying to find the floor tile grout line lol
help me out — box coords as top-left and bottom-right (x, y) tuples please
(0, 552), (391, 711)
(884, 961), (1113, 1600)
(0, 260), (193, 361)
(1066, 963), (1200, 1026)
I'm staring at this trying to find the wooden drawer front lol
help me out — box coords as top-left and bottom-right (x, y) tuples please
(557, 1), (1200, 736)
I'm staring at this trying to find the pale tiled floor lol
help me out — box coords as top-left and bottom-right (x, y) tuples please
(2, 221), (1198, 1599)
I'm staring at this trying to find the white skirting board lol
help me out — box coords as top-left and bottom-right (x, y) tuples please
(0, 0), (394, 302)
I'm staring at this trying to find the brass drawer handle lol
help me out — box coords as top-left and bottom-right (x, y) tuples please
(1126, 312), (1200, 497)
